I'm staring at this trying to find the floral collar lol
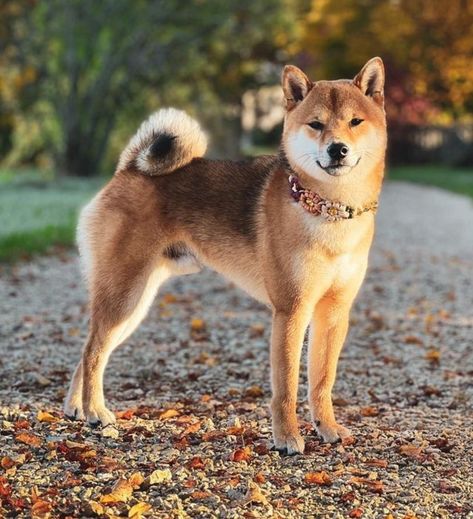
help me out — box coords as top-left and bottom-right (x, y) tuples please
(288, 175), (378, 221)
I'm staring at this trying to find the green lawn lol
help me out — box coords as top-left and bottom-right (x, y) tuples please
(388, 165), (473, 200)
(0, 165), (471, 262)
(0, 171), (103, 262)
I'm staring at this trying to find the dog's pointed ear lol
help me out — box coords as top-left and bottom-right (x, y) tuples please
(354, 57), (385, 106)
(282, 65), (312, 110)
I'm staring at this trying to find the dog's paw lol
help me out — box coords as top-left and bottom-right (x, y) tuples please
(315, 421), (351, 443)
(85, 405), (116, 427)
(64, 400), (85, 421)
(272, 432), (305, 455)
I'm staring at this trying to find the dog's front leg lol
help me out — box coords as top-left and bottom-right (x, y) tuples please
(270, 308), (310, 455)
(307, 296), (352, 443)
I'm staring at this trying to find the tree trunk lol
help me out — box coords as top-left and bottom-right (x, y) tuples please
(58, 115), (113, 177)
(204, 100), (244, 160)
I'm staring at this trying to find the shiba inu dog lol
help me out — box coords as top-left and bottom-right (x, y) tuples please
(65, 57), (386, 455)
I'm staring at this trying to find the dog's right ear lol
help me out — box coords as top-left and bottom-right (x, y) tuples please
(282, 65), (312, 110)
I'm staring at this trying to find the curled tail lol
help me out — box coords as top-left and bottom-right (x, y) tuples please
(117, 108), (208, 175)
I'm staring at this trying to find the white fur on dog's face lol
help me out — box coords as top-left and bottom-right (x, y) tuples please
(286, 125), (382, 182)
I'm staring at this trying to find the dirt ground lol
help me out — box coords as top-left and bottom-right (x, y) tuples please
(1, 182), (472, 518)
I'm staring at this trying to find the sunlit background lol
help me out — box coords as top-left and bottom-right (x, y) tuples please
(1, 0), (472, 261)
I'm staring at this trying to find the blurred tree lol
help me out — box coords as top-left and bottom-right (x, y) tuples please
(11, 0), (224, 176)
(2, 0), (302, 175)
(186, 0), (303, 157)
(0, 1), (37, 158)
(299, 0), (473, 124)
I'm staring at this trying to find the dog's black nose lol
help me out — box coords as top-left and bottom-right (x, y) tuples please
(327, 142), (349, 160)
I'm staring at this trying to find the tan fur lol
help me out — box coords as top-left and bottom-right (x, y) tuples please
(65, 58), (387, 455)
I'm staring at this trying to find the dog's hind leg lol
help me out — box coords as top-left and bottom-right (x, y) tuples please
(88, 261), (177, 426)
(65, 251), (202, 426)
(65, 259), (171, 425)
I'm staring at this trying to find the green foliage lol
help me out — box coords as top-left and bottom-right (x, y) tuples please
(388, 166), (473, 200)
(0, 173), (101, 261)
(2, 0), (302, 174)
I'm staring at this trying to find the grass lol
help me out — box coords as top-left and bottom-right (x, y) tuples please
(387, 165), (473, 200)
(0, 164), (471, 262)
(0, 171), (103, 262)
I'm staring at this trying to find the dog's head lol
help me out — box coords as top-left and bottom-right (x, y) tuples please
(281, 58), (387, 181)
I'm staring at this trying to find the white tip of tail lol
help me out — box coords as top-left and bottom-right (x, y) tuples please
(117, 108), (208, 175)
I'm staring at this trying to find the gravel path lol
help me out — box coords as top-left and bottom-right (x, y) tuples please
(1, 182), (472, 518)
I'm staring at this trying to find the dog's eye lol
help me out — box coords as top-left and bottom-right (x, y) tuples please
(308, 121), (324, 131)
(350, 118), (364, 127)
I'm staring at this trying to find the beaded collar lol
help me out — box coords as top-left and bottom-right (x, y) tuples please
(288, 174), (378, 221)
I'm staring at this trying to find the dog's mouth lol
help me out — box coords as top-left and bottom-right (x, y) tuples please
(316, 157), (361, 176)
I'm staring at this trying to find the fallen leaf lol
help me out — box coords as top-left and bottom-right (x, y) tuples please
(159, 409), (179, 420)
(182, 422), (201, 435)
(31, 500), (51, 517)
(360, 406), (379, 417)
(425, 349), (441, 364)
(254, 442), (270, 456)
(0, 476), (11, 498)
(16, 432), (42, 448)
(249, 323), (265, 337)
(438, 480), (460, 494)
(161, 293), (178, 305)
(65, 440), (86, 449)
(187, 457), (205, 470)
(88, 501), (105, 516)
(245, 385), (264, 398)
(254, 472), (266, 484)
(241, 481), (268, 506)
(349, 508), (364, 518)
(190, 491), (211, 500)
(403, 335), (423, 345)
(148, 468), (172, 485)
(100, 478), (134, 503)
(101, 425), (119, 439)
(349, 477), (384, 494)
(304, 471), (332, 486)
(430, 438), (453, 453)
(333, 397), (350, 406)
(116, 409), (136, 420)
(128, 502), (152, 518)
(422, 385), (442, 397)
(14, 419), (31, 430)
(37, 411), (58, 423)
(230, 447), (252, 462)
(340, 491), (356, 503)
(342, 436), (356, 447)
(190, 318), (206, 331)
(364, 458), (388, 469)
(202, 430), (226, 442)
(399, 444), (424, 459)
(129, 472), (145, 489)
(1, 457), (15, 469)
